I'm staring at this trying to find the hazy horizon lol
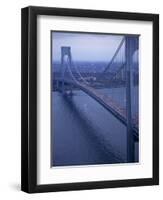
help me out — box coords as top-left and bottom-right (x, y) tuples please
(52, 31), (124, 62)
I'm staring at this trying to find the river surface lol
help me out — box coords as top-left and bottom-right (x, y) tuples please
(51, 87), (139, 167)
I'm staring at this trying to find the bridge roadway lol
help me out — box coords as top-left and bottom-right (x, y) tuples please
(56, 78), (139, 141)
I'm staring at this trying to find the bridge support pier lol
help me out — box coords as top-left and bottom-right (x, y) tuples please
(65, 84), (73, 96)
(60, 46), (72, 95)
(56, 80), (59, 90)
(61, 81), (65, 94)
(70, 84), (73, 95)
(125, 36), (139, 163)
(67, 84), (73, 96)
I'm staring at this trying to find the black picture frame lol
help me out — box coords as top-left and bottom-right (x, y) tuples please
(21, 6), (159, 193)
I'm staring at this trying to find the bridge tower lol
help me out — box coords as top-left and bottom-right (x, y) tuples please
(125, 35), (139, 162)
(60, 46), (72, 94)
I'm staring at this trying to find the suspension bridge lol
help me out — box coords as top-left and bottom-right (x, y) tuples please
(54, 35), (139, 162)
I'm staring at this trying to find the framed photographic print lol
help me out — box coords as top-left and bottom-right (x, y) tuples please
(21, 6), (159, 193)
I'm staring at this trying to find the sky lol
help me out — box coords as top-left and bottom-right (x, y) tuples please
(52, 31), (124, 62)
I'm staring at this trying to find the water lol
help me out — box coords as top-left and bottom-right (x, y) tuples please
(51, 87), (138, 167)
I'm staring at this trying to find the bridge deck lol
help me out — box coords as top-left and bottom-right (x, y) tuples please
(77, 83), (138, 128)
(55, 78), (138, 140)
